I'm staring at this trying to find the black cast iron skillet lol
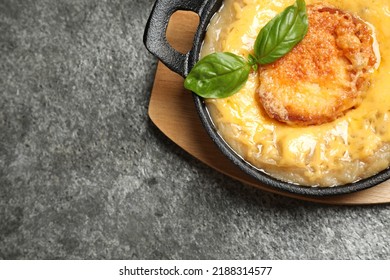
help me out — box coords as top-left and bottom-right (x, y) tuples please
(143, 0), (390, 196)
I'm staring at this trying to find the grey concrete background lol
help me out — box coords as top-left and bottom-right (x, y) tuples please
(1, 0), (390, 260)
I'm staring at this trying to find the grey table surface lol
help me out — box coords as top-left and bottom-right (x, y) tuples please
(1, 0), (390, 260)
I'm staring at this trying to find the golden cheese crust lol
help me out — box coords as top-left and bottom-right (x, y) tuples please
(257, 4), (378, 126)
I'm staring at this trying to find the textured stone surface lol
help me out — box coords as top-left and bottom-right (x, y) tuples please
(1, 0), (390, 260)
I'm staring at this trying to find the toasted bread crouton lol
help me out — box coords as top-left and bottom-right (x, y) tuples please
(258, 4), (378, 126)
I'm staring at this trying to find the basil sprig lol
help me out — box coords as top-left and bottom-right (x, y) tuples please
(184, 0), (308, 99)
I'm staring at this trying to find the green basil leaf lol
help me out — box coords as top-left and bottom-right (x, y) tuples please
(254, 0), (308, 65)
(184, 52), (251, 99)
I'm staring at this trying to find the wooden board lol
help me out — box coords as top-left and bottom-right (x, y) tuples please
(148, 11), (390, 205)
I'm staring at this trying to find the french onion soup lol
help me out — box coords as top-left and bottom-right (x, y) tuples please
(200, 0), (389, 187)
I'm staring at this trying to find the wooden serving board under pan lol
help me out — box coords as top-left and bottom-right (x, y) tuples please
(148, 11), (390, 205)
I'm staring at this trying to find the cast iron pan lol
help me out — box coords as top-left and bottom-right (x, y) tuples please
(143, 0), (390, 196)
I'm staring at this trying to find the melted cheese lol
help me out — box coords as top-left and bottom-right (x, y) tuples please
(202, 0), (390, 186)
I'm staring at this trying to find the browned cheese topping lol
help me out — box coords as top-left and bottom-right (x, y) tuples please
(258, 4), (378, 126)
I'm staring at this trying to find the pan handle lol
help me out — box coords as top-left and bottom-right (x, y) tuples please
(143, 0), (221, 77)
